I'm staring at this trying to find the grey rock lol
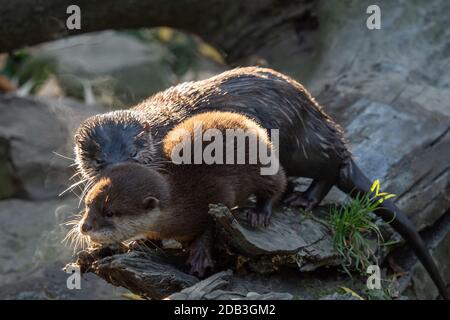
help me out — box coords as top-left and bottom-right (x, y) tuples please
(210, 204), (326, 255)
(165, 270), (294, 300)
(0, 198), (126, 299)
(407, 213), (450, 300)
(0, 94), (104, 199)
(0, 137), (21, 199)
(168, 270), (232, 300)
(85, 249), (199, 299)
(209, 204), (340, 271)
(319, 293), (360, 300)
(34, 31), (173, 107)
(341, 99), (450, 230)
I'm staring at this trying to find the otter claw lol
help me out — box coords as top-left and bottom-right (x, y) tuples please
(247, 209), (271, 228)
(187, 241), (214, 278)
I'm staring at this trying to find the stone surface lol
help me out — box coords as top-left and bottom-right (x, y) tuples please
(405, 211), (450, 299)
(0, 198), (127, 299)
(210, 204), (328, 255)
(305, 1), (450, 232)
(340, 99), (450, 230)
(168, 270), (293, 300)
(0, 137), (21, 199)
(0, 95), (104, 200)
(210, 204), (340, 272)
(33, 31), (173, 107)
(88, 250), (199, 299)
(319, 293), (360, 300)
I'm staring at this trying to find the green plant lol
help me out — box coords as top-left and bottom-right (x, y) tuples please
(329, 191), (387, 276)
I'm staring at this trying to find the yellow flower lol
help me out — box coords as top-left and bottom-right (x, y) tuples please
(370, 179), (396, 204)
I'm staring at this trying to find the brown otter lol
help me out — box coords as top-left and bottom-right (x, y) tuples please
(73, 67), (448, 298)
(80, 112), (286, 276)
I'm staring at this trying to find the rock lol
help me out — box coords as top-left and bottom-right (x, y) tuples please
(319, 293), (360, 300)
(405, 211), (450, 300)
(84, 250), (199, 299)
(0, 137), (22, 199)
(0, 198), (126, 299)
(0, 199), (68, 285)
(280, 0), (450, 298)
(295, 0), (450, 233)
(209, 204), (341, 272)
(168, 270), (293, 300)
(0, 94), (105, 200)
(33, 31), (173, 107)
(168, 270), (233, 300)
(340, 99), (450, 230)
(210, 204), (326, 255)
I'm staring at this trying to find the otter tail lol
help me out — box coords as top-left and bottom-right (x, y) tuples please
(338, 159), (448, 299)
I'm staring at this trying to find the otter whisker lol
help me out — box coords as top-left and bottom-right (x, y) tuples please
(59, 179), (88, 197)
(52, 151), (75, 161)
(73, 234), (80, 254)
(78, 179), (95, 205)
(63, 220), (81, 226)
(69, 171), (83, 181)
(62, 227), (78, 246)
(61, 213), (83, 226)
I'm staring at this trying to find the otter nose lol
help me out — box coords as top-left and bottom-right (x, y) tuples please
(81, 222), (93, 233)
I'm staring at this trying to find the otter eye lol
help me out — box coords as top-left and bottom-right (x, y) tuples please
(95, 159), (104, 165)
(105, 211), (114, 218)
(131, 150), (138, 158)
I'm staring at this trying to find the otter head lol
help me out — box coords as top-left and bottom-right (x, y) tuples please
(79, 163), (170, 245)
(74, 111), (156, 180)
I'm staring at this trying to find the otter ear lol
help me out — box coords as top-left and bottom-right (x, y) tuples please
(142, 196), (159, 210)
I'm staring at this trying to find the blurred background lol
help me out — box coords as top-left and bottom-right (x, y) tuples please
(0, 0), (449, 299)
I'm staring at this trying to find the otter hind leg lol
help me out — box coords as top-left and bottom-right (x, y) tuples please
(284, 179), (334, 210)
(187, 228), (214, 278)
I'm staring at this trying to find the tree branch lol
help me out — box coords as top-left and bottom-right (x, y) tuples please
(0, 0), (313, 62)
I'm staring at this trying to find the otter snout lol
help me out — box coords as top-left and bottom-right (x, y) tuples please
(79, 212), (97, 236)
(79, 208), (116, 245)
(81, 221), (93, 233)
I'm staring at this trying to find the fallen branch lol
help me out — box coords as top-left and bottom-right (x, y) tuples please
(71, 204), (341, 299)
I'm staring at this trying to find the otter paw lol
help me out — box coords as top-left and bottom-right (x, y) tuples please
(247, 209), (271, 228)
(187, 243), (214, 278)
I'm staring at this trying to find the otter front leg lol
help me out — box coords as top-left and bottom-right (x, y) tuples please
(247, 167), (287, 228)
(186, 228), (214, 278)
(284, 179), (334, 210)
(247, 198), (273, 228)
